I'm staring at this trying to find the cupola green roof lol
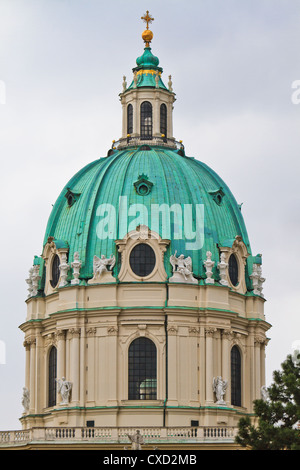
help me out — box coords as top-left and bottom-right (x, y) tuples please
(125, 46), (168, 91)
(135, 46), (160, 70)
(43, 146), (253, 285)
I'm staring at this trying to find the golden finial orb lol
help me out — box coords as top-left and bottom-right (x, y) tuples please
(141, 10), (154, 46)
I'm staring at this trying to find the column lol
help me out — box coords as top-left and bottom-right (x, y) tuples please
(167, 101), (173, 139)
(221, 329), (232, 405)
(35, 330), (42, 412)
(29, 338), (36, 413)
(68, 328), (80, 405)
(79, 324), (86, 407)
(260, 339), (268, 387)
(199, 327), (205, 405)
(56, 330), (66, 383)
(107, 326), (118, 406)
(166, 325), (178, 406)
(254, 336), (263, 399)
(121, 101), (127, 138)
(23, 340), (31, 391)
(189, 327), (199, 405)
(133, 93), (139, 137)
(205, 328), (216, 404)
(86, 327), (96, 405)
(153, 94), (160, 136)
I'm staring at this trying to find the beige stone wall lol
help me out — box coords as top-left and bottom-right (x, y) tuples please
(20, 280), (270, 430)
(20, 232), (270, 430)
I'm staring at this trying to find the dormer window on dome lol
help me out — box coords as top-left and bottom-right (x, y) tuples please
(65, 188), (81, 208)
(209, 187), (225, 206)
(134, 174), (153, 196)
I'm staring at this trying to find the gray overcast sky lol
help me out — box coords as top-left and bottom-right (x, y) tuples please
(0, 0), (300, 429)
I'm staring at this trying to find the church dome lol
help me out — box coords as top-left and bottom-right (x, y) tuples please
(19, 12), (269, 439)
(43, 145), (252, 285)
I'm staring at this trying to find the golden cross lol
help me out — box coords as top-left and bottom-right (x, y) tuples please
(141, 10), (154, 30)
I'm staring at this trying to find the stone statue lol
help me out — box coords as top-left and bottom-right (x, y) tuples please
(133, 71), (138, 88)
(56, 377), (72, 405)
(213, 376), (227, 405)
(169, 251), (197, 284)
(217, 252), (228, 286)
(59, 253), (69, 288)
(155, 70), (159, 88)
(256, 264), (265, 297)
(168, 75), (173, 92)
(261, 385), (269, 402)
(26, 267), (34, 298)
(127, 430), (144, 450)
(250, 263), (265, 297)
(203, 251), (215, 284)
(71, 251), (82, 285)
(32, 265), (41, 296)
(22, 387), (30, 413)
(88, 254), (116, 284)
(122, 75), (127, 92)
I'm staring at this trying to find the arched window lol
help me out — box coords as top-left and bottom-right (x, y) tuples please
(160, 103), (167, 137)
(128, 337), (157, 400)
(48, 346), (57, 407)
(50, 254), (60, 288)
(127, 104), (133, 135)
(140, 101), (152, 140)
(228, 254), (239, 286)
(231, 346), (241, 407)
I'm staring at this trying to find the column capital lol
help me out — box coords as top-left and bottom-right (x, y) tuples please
(205, 327), (217, 338)
(107, 326), (118, 336)
(56, 329), (66, 341)
(86, 327), (96, 337)
(222, 328), (234, 340)
(68, 328), (81, 339)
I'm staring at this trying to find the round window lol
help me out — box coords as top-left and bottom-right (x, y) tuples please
(129, 243), (156, 277)
(137, 183), (149, 196)
(50, 254), (60, 288)
(228, 254), (239, 286)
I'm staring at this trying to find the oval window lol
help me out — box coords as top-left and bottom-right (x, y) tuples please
(228, 254), (239, 286)
(50, 254), (60, 288)
(129, 243), (156, 277)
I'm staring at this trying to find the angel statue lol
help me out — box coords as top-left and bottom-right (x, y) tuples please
(213, 376), (228, 405)
(88, 254), (116, 284)
(126, 430), (144, 450)
(169, 251), (197, 284)
(22, 387), (30, 413)
(56, 377), (72, 405)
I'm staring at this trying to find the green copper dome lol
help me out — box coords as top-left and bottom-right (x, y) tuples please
(136, 47), (160, 69)
(126, 47), (169, 91)
(43, 146), (253, 284)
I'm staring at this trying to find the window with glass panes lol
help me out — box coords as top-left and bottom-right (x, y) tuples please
(231, 346), (241, 406)
(140, 101), (152, 140)
(128, 338), (157, 400)
(129, 243), (156, 277)
(48, 346), (57, 407)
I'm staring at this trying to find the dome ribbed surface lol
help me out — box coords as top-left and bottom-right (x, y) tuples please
(43, 146), (251, 281)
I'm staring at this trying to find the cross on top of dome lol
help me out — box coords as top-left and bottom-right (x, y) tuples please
(141, 10), (154, 30)
(141, 10), (154, 47)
